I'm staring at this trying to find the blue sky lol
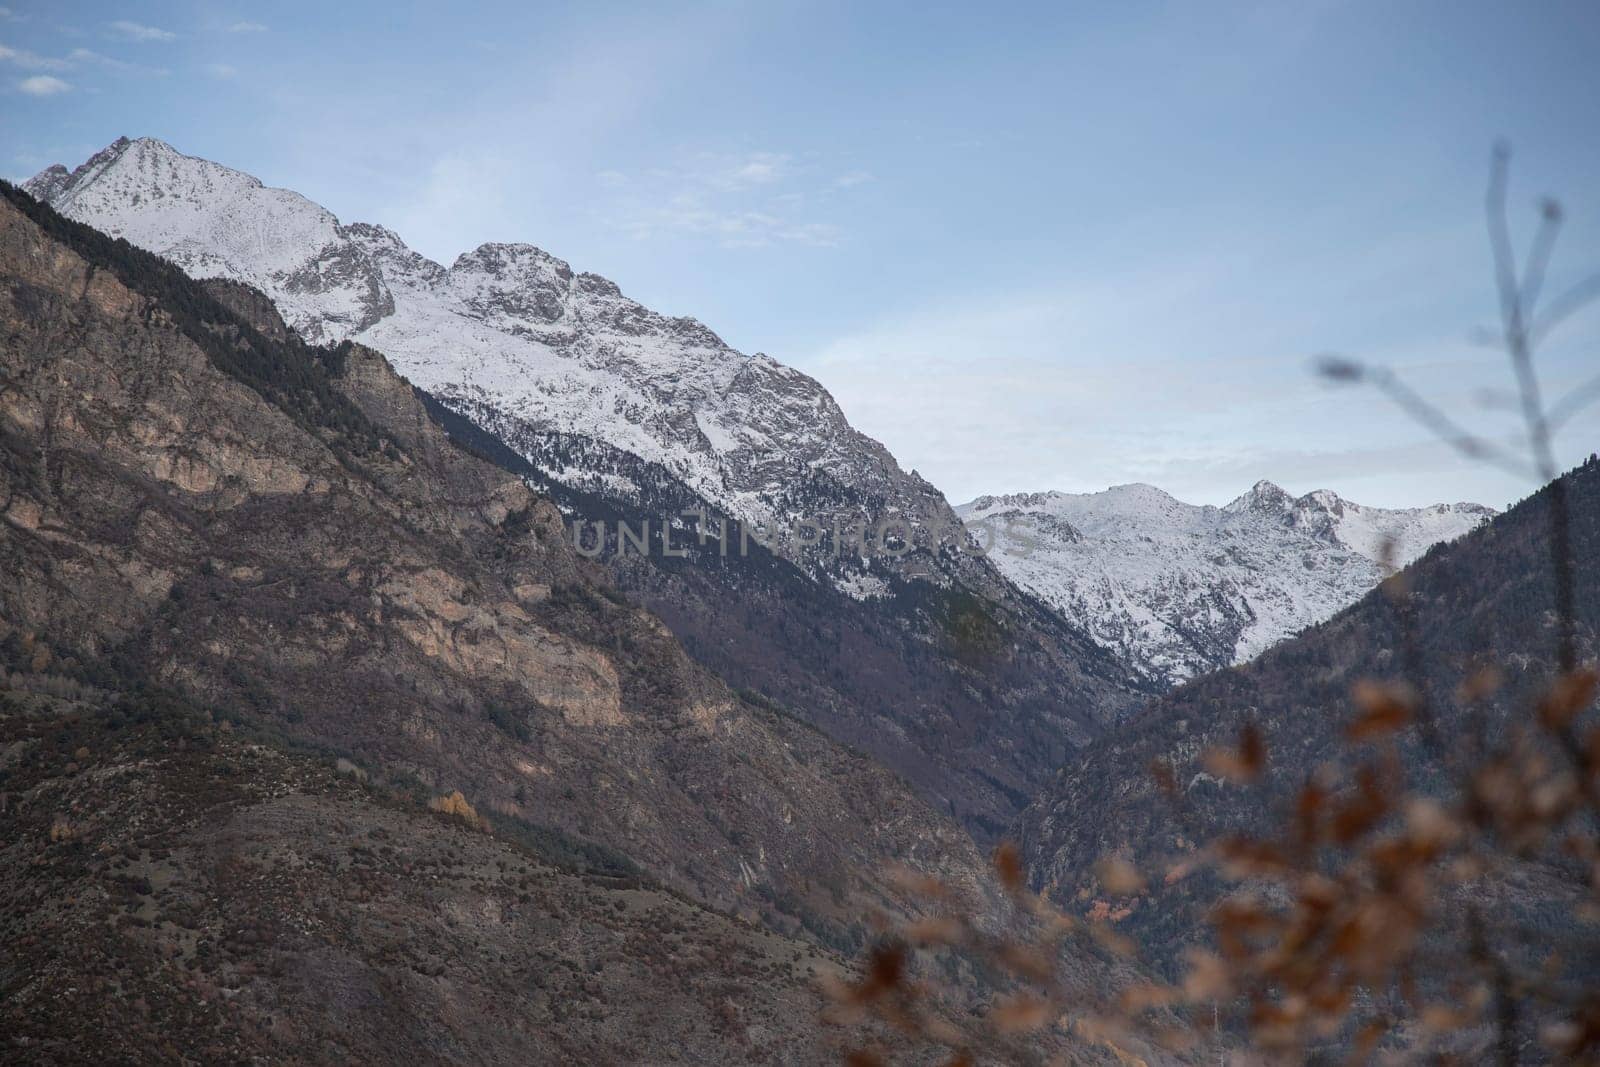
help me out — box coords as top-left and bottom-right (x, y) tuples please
(3, 0), (1598, 510)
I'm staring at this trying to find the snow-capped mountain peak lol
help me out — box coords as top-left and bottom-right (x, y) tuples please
(1224, 478), (1296, 515)
(1224, 479), (1494, 569)
(958, 482), (1495, 684)
(25, 137), (968, 588)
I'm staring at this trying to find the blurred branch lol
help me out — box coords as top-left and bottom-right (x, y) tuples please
(1530, 270), (1600, 347)
(1549, 370), (1600, 431)
(1520, 198), (1563, 316)
(1316, 355), (1538, 479)
(1487, 143), (1523, 357)
(1487, 144), (1577, 671)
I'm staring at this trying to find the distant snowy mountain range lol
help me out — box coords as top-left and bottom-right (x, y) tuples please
(23, 137), (1494, 694)
(957, 482), (1495, 685)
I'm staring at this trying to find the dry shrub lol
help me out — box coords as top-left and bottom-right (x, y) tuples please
(428, 789), (488, 831)
(825, 582), (1597, 1064)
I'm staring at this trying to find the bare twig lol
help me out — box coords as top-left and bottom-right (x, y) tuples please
(1364, 365), (1539, 479)
(1520, 198), (1564, 317)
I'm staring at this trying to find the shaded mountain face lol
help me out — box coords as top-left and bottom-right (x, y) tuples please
(958, 483), (1494, 686)
(0, 186), (993, 954)
(24, 137), (1151, 838)
(1013, 459), (1598, 971)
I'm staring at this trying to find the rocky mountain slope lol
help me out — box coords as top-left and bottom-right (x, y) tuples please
(1013, 457), (1598, 974)
(958, 482), (1494, 685)
(0, 693), (850, 1065)
(24, 138), (1151, 838)
(0, 183), (991, 959)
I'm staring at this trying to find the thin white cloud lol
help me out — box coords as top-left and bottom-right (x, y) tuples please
(68, 47), (169, 75)
(834, 170), (873, 188)
(0, 43), (71, 70)
(0, 8), (17, 21)
(206, 63), (237, 78)
(107, 20), (175, 42)
(600, 150), (849, 249)
(225, 21), (267, 33)
(612, 195), (842, 249)
(18, 74), (70, 95)
(720, 152), (787, 188)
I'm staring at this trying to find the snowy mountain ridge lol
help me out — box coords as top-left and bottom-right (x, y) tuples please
(957, 482), (1494, 685)
(25, 137), (961, 586)
(21, 137), (1157, 833)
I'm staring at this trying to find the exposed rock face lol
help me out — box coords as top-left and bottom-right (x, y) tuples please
(0, 188), (989, 946)
(24, 137), (1153, 839)
(959, 483), (1495, 686)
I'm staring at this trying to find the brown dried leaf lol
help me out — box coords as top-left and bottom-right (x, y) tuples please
(1331, 768), (1388, 844)
(1149, 758), (1178, 796)
(842, 942), (906, 1005)
(1347, 679), (1414, 741)
(1540, 668), (1598, 730)
(996, 942), (1055, 983)
(992, 993), (1052, 1033)
(1088, 921), (1137, 957)
(1457, 665), (1504, 703)
(1404, 796), (1461, 848)
(1418, 1003), (1469, 1032)
(1203, 721), (1266, 783)
(1153, 1026), (1197, 1052)
(992, 841), (1025, 893)
(1095, 856), (1146, 896)
(903, 915), (963, 946)
(920, 1017), (963, 1048)
(1216, 836), (1290, 878)
(1296, 779), (1328, 845)
(1350, 1017), (1388, 1060)
(1119, 981), (1177, 1013)
(1180, 949), (1231, 1000)
(1163, 857), (1197, 885)
(884, 864), (953, 901)
(1240, 721), (1266, 774)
